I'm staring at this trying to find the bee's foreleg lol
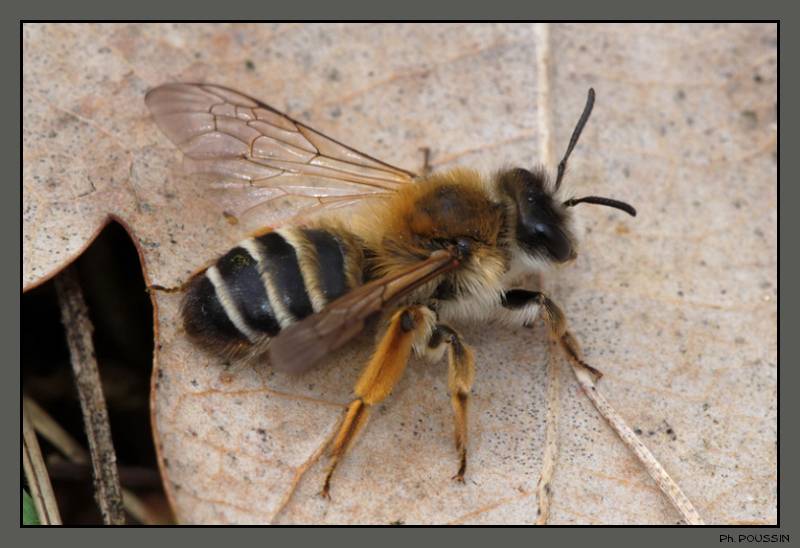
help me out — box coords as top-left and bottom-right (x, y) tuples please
(423, 324), (475, 483)
(501, 289), (603, 379)
(322, 305), (436, 499)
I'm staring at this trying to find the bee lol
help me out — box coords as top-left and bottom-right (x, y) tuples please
(145, 83), (636, 498)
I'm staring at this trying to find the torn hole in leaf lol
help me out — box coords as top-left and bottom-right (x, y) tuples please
(23, 221), (172, 524)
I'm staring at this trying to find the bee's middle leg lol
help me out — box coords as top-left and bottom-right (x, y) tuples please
(423, 324), (475, 482)
(322, 305), (436, 498)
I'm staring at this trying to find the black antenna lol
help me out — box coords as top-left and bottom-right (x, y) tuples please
(563, 195), (637, 217)
(555, 88), (595, 191)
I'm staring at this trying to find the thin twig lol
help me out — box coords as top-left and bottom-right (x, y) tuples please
(25, 396), (88, 464)
(55, 267), (126, 525)
(535, 340), (561, 524)
(533, 22), (560, 525)
(22, 403), (62, 525)
(566, 354), (705, 525)
(535, 22), (555, 168)
(24, 395), (164, 525)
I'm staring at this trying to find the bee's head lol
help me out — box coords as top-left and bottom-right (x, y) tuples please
(498, 88), (636, 266)
(499, 167), (576, 263)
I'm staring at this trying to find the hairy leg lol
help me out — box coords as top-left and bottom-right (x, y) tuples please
(501, 289), (603, 378)
(322, 305), (435, 498)
(425, 324), (475, 482)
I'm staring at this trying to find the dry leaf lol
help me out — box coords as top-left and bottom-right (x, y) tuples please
(23, 23), (776, 524)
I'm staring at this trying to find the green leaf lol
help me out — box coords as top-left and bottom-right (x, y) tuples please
(22, 490), (40, 525)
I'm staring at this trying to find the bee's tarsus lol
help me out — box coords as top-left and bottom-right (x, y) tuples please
(502, 289), (607, 380)
(319, 483), (332, 501)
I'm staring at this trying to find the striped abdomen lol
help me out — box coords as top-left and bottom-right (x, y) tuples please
(182, 227), (363, 356)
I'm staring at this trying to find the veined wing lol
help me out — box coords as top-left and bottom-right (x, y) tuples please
(145, 83), (416, 226)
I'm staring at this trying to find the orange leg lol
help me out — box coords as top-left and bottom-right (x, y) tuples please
(322, 305), (435, 498)
(426, 324), (475, 482)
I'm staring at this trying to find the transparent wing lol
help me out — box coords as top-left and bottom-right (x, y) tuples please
(268, 249), (461, 374)
(145, 83), (416, 227)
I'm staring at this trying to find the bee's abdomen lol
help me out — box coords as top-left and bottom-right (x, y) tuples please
(182, 227), (361, 355)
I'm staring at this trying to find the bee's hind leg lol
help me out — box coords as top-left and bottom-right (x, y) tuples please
(322, 305), (436, 499)
(423, 324), (475, 483)
(501, 289), (603, 379)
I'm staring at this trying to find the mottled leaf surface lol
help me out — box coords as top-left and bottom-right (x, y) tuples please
(23, 23), (776, 524)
